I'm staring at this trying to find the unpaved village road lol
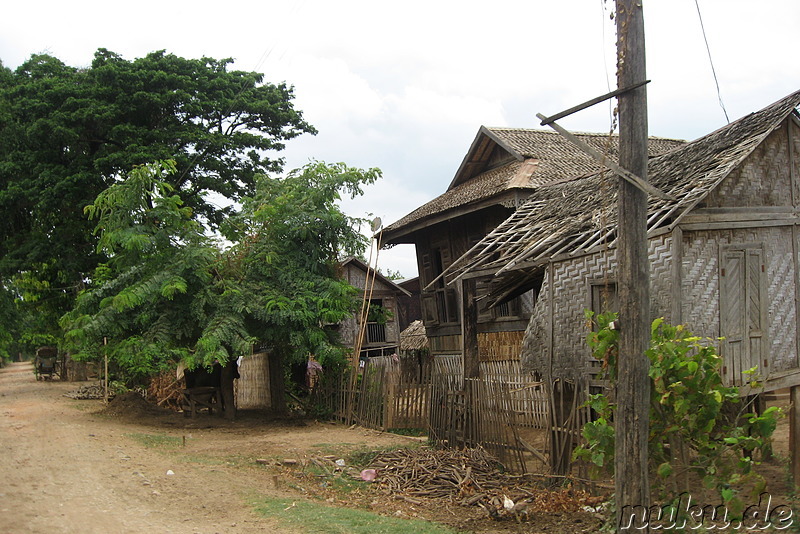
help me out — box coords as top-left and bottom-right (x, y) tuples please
(0, 362), (420, 534)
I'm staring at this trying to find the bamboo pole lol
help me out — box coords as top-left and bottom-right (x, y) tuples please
(103, 337), (109, 403)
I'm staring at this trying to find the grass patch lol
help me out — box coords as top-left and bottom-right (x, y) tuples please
(251, 497), (457, 533)
(127, 432), (183, 449)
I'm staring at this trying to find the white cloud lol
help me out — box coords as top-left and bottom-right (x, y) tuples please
(3, 0), (800, 279)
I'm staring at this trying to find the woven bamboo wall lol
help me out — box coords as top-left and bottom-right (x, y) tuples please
(236, 352), (271, 409)
(526, 233), (673, 383)
(706, 126), (792, 208)
(681, 226), (798, 374)
(794, 120), (800, 197)
(680, 229), (720, 337)
(477, 331), (524, 361)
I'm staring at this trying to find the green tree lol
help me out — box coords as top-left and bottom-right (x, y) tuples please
(62, 160), (381, 416)
(0, 49), (315, 330)
(61, 160), (235, 382)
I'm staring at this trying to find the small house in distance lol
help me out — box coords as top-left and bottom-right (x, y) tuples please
(338, 257), (411, 359)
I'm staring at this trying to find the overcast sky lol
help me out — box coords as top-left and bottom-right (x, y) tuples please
(3, 0), (799, 278)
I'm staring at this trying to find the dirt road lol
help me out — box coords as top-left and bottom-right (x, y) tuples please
(0, 362), (419, 534)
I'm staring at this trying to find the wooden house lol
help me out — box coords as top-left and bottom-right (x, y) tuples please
(338, 257), (410, 358)
(382, 127), (683, 377)
(439, 90), (800, 397)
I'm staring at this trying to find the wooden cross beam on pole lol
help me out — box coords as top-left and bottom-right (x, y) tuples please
(535, 113), (673, 201)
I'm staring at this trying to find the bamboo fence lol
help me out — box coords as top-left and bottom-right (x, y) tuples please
(315, 352), (560, 475)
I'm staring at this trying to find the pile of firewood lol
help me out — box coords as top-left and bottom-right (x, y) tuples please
(368, 447), (601, 519)
(370, 447), (525, 502)
(148, 371), (184, 410)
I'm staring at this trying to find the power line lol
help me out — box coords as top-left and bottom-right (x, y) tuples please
(694, 0), (730, 124)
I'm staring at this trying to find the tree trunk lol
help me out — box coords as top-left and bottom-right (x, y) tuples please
(269, 350), (287, 415)
(220, 360), (237, 421)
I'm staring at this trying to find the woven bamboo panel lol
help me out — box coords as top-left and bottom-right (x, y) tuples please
(477, 331), (524, 362)
(521, 234), (673, 385)
(793, 121), (800, 199)
(521, 270), (550, 378)
(681, 230), (720, 337)
(550, 249), (617, 382)
(650, 234), (674, 322)
(681, 226), (799, 376)
(236, 352), (271, 409)
(763, 227), (798, 372)
(706, 127), (792, 208)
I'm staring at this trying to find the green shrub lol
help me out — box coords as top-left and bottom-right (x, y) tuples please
(575, 312), (781, 522)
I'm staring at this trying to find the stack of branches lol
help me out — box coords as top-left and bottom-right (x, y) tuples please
(369, 447), (601, 517)
(370, 447), (525, 504)
(148, 370), (184, 410)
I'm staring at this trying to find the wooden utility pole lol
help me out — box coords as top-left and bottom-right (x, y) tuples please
(615, 0), (651, 530)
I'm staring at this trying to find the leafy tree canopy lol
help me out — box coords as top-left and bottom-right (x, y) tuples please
(61, 160), (381, 383)
(0, 49), (315, 324)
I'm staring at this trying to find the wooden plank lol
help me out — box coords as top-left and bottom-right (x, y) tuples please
(535, 113), (673, 201)
(740, 368), (800, 395)
(680, 211), (799, 223)
(462, 279), (480, 379)
(791, 386), (800, 489)
(538, 80), (650, 126)
(680, 220), (796, 231)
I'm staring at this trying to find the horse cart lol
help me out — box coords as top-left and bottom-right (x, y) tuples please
(34, 346), (60, 381)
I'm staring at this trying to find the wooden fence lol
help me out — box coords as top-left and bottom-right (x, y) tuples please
(314, 354), (567, 475)
(312, 354), (430, 430)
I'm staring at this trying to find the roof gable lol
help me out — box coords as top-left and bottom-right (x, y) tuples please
(340, 257), (412, 297)
(383, 127), (684, 243)
(437, 89), (800, 292)
(448, 127), (525, 190)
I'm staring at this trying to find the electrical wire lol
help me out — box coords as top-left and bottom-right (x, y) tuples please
(600, 0), (614, 122)
(694, 0), (730, 124)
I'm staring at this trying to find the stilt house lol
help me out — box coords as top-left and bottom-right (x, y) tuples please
(382, 127), (683, 378)
(439, 90), (800, 396)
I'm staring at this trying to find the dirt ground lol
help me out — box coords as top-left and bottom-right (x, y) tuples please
(0, 361), (794, 533)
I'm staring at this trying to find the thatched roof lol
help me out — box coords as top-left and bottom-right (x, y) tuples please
(438, 89), (800, 301)
(382, 127), (684, 243)
(400, 320), (429, 352)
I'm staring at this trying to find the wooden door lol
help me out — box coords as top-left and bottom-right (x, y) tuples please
(720, 245), (767, 387)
